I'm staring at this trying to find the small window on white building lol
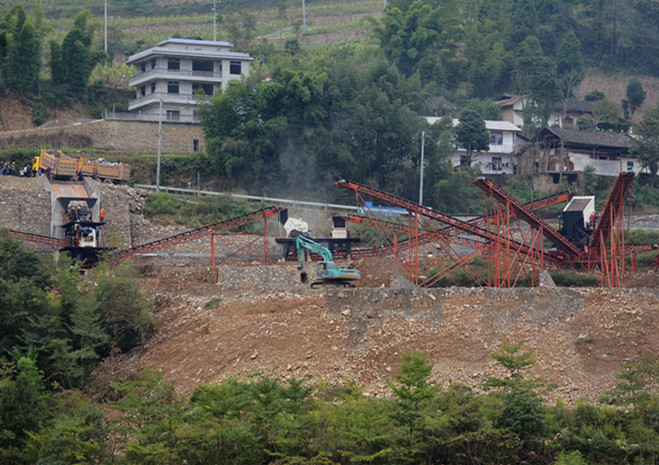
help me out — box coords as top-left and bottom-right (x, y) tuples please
(140, 86), (146, 96)
(627, 161), (634, 172)
(140, 63), (146, 73)
(490, 131), (503, 145)
(150, 82), (156, 93)
(491, 156), (503, 171)
(192, 60), (214, 74)
(167, 81), (179, 94)
(192, 82), (214, 96)
(151, 59), (156, 69)
(229, 61), (242, 75)
(166, 110), (180, 121)
(168, 58), (180, 71)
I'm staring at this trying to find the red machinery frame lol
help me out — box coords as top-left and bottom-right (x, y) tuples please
(116, 205), (284, 263)
(336, 173), (635, 288)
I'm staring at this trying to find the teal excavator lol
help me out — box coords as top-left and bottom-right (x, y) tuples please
(296, 235), (361, 288)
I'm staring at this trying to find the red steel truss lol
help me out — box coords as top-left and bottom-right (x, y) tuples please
(472, 177), (583, 258)
(344, 189), (575, 261)
(116, 206), (284, 263)
(334, 179), (566, 285)
(8, 229), (69, 249)
(587, 172), (635, 287)
(628, 244), (659, 272)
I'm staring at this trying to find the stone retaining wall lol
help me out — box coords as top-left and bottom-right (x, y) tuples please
(0, 176), (53, 254)
(216, 264), (304, 289)
(0, 119), (204, 155)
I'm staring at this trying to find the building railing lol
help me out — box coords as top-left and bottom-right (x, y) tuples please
(104, 110), (200, 123)
(131, 91), (198, 104)
(129, 67), (222, 85)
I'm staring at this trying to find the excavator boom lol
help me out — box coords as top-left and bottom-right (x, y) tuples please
(296, 235), (360, 287)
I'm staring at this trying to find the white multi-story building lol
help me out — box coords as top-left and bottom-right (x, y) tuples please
(426, 117), (525, 174)
(125, 38), (253, 122)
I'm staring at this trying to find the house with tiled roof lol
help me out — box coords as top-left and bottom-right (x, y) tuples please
(548, 99), (595, 128)
(518, 127), (637, 176)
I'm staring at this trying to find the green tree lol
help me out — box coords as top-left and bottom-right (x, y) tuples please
(484, 342), (547, 451)
(91, 261), (153, 352)
(632, 105), (659, 186)
(0, 358), (50, 454)
(593, 96), (621, 123)
(388, 350), (447, 465)
(515, 36), (559, 133)
(553, 450), (588, 465)
(26, 390), (111, 465)
(463, 98), (501, 120)
(454, 109), (489, 164)
(3, 17), (41, 94)
(0, 230), (51, 356)
(371, 1), (466, 86)
(51, 10), (107, 95)
(556, 30), (584, 120)
(624, 78), (646, 120)
(111, 370), (183, 465)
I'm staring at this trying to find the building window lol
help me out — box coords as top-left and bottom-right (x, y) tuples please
(192, 60), (214, 74)
(229, 61), (242, 75)
(490, 131), (503, 145)
(150, 82), (156, 93)
(192, 82), (214, 96)
(491, 156), (503, 171)
(140, 86), (146, 96)
(627, 161), (634, 172)
(460, 155), (471, 167)
(151, 59), (156, 69)
(166, 110), (180, 121)
(168, 58), (180, 71)
(140, 63), (146, 73)
(167, 81), (179, 94)
(193, 139), (199, 152)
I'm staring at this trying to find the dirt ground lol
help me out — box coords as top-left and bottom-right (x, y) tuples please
(96, 257), (659, 406)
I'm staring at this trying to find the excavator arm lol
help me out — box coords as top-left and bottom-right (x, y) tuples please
(295, 235), (360, 287)
(296, 235), (334, 268)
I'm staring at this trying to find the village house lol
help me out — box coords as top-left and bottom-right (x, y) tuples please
(548, 99), (595, 128)
(495, 94), (526, 127)
(517, 127), (638, 177)
(496, 95), (595, 130)
(122, 38), (253, 123)
(426, 117), (525, 174)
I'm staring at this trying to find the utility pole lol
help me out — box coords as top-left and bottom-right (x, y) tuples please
(156, 98), (163, 194)
(104, 0), (108, 55)
(302, 0), (307, 32)
(419, 131), (425, 205)
(213, 0), (217, 41)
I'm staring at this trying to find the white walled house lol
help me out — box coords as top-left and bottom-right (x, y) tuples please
(495, 94), (526, 128)
(124, 38), (253, 122)
(427, 117), (524, 174)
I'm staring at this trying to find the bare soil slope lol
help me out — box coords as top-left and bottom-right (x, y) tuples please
(100, 262), (659, 405)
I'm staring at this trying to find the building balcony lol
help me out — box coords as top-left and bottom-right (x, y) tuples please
(128, 92), (199, 111)
(129, 67), (223, 87)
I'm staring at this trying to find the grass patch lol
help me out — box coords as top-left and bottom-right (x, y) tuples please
(548, 270), (600, 287)
(143, 191), (257, 230)
(203, 298), (222, 310)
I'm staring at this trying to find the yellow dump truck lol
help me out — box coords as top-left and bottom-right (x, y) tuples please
(34, 149), (131, 182)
